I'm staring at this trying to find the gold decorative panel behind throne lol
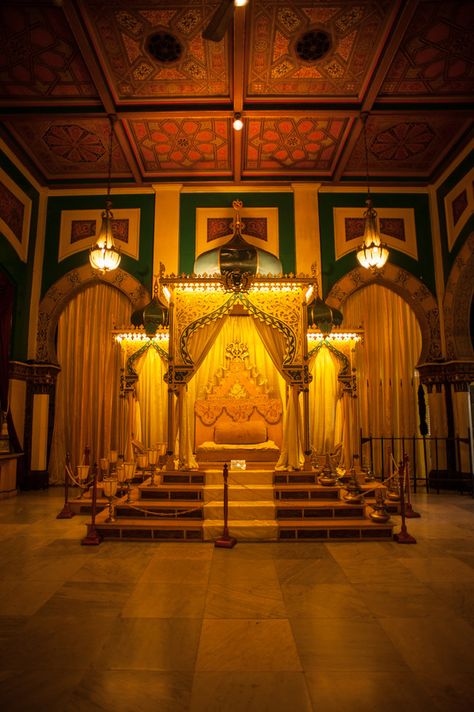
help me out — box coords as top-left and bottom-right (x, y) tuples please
(194, 341), (283, 462)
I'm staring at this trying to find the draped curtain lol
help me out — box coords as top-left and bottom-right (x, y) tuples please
(49, 283), (131, 482)
(175, 317), (228, 468)
(308, 345), (343, 456)
(187, 315), (287, 454)
(134, 346), (168, 448)
(342, 283), (425, 474)
(252, 319), (304, 469)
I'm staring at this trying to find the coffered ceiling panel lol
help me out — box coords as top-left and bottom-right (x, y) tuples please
(126, 116), (232, 176)
(0, 2), (99, 103)
(0, 0), (472, 187)
(243, 116), (351, 176)
(80, 0), (230, 102)
(3, 116), (132, 180)
(246, 0), (396, 99)
(344, 113), (472, 177)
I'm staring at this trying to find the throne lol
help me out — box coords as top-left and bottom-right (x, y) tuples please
(194, 341), (282, 463)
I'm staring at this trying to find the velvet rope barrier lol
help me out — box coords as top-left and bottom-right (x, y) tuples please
(82, 464), (101, 546)
(56, 452), (74, 519)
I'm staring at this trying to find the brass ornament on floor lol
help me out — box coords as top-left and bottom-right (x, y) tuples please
(318, 453), (338, 486)
(343, 467), (365, 504)
(369, 488), (391, 523)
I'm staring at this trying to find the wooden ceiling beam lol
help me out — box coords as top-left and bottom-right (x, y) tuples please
(333, 0), (420, 182)
(232, 5), (247, 182)
(62, 0), (142, 183)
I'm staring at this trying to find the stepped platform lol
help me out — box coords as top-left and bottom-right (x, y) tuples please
(81, 465), (396, 544)
(278, 519), (394, 541)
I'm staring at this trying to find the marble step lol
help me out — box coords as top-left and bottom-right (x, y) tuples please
(274, 484), (341, 501)
(205, 470), (274, 486)
(204, 484), (274, 503)
(276, 501), (365, 519)
(203, 519), (278, 542)
(115, 500), (203, 520)
(204, 500), (276, 520)
(93, 515), (204, 541)
(278, 518), (394, 541)
(139, 484), (203, 501)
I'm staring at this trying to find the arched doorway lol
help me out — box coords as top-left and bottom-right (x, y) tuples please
(48, 282), (131, 482)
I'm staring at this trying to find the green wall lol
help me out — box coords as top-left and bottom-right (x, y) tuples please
(318, 192), (436, 297)
(0, 150), (39, 360)
(179, 192), (296, 275)
(436, 151), (474, 283)
(43, 193), (155, 297)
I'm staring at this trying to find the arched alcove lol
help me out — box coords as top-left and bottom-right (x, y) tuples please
(36, 266), (149, 363)
(325, 264), (441, 364)
(444, 232), (474, 360)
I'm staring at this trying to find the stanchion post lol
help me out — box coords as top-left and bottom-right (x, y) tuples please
(57, 452), (75, 519)
(393, 459), (417, 544)
(81, 464), (101, 546)
(404, 453), (421, 518)
(215, 463), (236, 549)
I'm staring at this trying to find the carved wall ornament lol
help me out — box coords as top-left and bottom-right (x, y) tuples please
(326, 263), (441, 364)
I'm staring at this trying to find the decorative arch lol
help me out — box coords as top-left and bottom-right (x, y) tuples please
(444, 232), (474, 361)
(325, 264), (442, 364)
(36, 266), (149, 363)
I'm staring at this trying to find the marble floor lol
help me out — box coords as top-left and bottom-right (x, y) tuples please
(0, 489), (473, 712)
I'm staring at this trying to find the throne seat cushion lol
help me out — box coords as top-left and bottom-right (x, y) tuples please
(214, 422), (267, 445)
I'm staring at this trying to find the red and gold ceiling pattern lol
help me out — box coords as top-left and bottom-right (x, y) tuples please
(0, 4), (98, 100)
(380, 1), (474, 97)
(0, 0), (471, 185)
(3, 117), (132, 179)
(82, 0), (230, 101)
(244, 117), (349, 174)
(344, 114), (473, 176)
(247, 0), (394, 98)
(127, 118), (231, 175)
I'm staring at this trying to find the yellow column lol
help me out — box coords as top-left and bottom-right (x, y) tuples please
(152, 184), (182, 276)
(292, 183), (321, 276)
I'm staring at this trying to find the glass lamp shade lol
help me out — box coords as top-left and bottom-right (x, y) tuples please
(157, 442), (167, 456)
(102, 477), (118, 497)
(123, 461), (137, 481)
(109, 450), (118, 464)
(147, 449), (159, 466)
(100, 457), (109, 473)
(89, 204), (121, 273)
(76, 465), (90, 484)
(356, 200), (389, 271)
(137, 453), (148, 469)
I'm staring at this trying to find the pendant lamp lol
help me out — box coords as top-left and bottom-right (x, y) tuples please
(356, 113), (389, 271)
(89, 116), (121, 273)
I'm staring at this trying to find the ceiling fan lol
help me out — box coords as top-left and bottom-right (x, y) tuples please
(202, 0), (249, 42)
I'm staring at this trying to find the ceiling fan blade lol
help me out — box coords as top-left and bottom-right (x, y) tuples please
(202, 0), (234, 42)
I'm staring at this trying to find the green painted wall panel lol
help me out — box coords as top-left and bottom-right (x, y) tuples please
(0, 150), (39, 360)
(318, 192), (436, 298)
(179, 192), (295, 275)
(436, 151), (473, 283)
(43, 193), (155, 297)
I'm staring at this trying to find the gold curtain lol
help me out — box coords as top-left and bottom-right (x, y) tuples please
(308, 345), (343, 456)
(49, 283), (131, 482)
(342, 283), (425, 474)
(252, 319), (304, 469)
(134, 346), (168, 448)
(187, 315), (286, 447)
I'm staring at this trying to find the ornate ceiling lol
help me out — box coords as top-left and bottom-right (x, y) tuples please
(0, 0), (472, 188)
